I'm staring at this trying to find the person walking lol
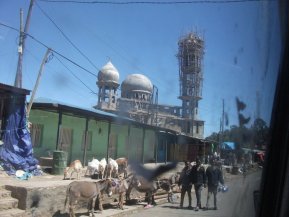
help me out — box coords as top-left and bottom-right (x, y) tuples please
(204, 159), (224, 210)
(178, 160), (193, 209)
(190, 157), (207, 211)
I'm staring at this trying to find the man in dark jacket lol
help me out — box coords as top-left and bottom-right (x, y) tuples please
(178, 160), (192, 208)
(205, 159), (224, 210)
(190, 157), (207, 211)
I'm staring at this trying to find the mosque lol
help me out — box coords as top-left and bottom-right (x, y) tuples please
(95, 32), (205, 139)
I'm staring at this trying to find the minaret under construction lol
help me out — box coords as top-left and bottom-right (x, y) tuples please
(177, 32), (204, 137)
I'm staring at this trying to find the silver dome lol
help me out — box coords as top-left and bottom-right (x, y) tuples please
(121, 74), (153, 94)
(97, 61), (119, 84)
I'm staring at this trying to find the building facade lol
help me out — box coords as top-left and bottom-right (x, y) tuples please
(96, 32), (205, 139)
(177, 32), (204, 137)
(28, 98), (208, 165)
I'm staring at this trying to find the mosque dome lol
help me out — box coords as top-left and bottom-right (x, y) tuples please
(121, 74), (153, 94)
(97, 61), (119, 84)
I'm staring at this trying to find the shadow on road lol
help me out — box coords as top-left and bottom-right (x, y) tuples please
(160, 205), (180, 209)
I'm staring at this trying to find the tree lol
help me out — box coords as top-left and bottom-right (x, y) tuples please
(251, 118), (269, 149)
(206, 118), (269, 151)
(236, 97), (251, 127)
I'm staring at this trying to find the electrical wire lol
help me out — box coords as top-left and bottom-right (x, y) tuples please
(1, 22), (170, 101)
(87, 27), (172, 92)
(0, 21), (237, 124)
(26, 47), (97, 100)
(54, 55), (97, 94)
(35, 1), (100, 71)
(0, 22), (97, 78)
(37, 0), (188, 93)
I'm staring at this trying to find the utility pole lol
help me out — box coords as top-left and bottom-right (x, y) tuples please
(256, 91), (260, 119)
(219, 99), (225, 154)
(26, 48), (51, 117)
(14, 0), (35, 88)
(14, 9), (24, 88)
(221, 99), (225, 135)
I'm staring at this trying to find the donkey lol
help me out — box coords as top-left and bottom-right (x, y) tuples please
(115, 157), (128, 178)
(99, 158), (107, 179)
(125, 162), (178, 207)
(85, 158), (100, 177)
(158, 173), (181, 191)
(64, 160), (83, 180)
(125, 175), (160, 207)
(93, 176), (140, 211)
(64, 179), (114, 217)
(157, 173), (181, 203)
(106, 158), (118, 178)
(116, 175), (141, 209)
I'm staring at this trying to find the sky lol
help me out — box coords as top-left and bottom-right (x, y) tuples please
(0, 0), (282, 137)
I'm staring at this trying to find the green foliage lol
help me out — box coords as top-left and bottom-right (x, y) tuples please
(206, 118), (269, 150)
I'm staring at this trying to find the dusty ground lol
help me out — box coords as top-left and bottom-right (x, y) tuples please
(0, 162), (241, 216)
(0, 162), (185, 216)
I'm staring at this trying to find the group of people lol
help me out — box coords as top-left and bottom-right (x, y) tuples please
(178, 157), (224, 211)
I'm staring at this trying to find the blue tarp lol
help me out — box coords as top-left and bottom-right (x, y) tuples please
(0, 97), (41, 176)
(221, 142), (236, 150)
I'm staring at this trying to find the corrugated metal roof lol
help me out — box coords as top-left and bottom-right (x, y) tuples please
(0, 83), (31, 96)
(31, 98), (204, 142)
(33, 97), (131, 120)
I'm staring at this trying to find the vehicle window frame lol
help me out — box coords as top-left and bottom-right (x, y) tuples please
(257, 2), (289, 217)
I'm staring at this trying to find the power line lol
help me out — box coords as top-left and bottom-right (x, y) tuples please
(88, 29), (172, 91)
(36, 1), (175, 91)
(54, 55), (97, 94)
(35, 1), (100, 71)
(38, 0), (274, 4)
(0, 22), (97, 78)
(26, 47), (97, 99)
(1, 21), (172, 97)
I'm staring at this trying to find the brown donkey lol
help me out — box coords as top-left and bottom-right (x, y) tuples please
(64, 179), (114, 217)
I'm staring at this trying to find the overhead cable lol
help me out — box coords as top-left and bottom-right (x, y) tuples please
(35, 1), (100, 71)
(0, 22), (97, 78)
(54, 55), (97, 94)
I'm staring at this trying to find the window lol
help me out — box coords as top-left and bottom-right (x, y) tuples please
(30, 123), (43, 147)
(59, 127), (73, 152)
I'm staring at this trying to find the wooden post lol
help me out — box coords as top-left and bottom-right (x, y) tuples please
(26, 48), (51, 117)
(106, 122), (111, 161)
(82, 118), (89, 166)
(56, 111), (62, 150)
(155, 131), (158, 164)
(15, 0), (35, 88)
(14, 9), (24, 88)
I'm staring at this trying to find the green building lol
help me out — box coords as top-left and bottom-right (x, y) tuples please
(29, 98), (207, 166)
